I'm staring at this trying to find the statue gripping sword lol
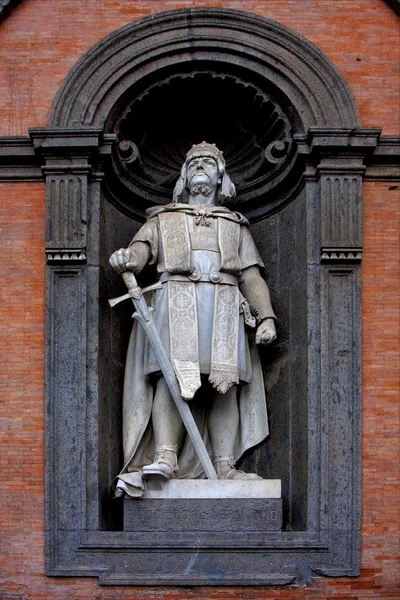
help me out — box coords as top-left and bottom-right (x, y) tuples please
(109, 142), (277, 498)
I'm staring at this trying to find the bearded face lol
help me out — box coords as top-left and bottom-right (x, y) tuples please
(186, 155), (220, 197)
(172, 145), (236, 205)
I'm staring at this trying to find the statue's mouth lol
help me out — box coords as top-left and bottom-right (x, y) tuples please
(190, 171), (209, 182)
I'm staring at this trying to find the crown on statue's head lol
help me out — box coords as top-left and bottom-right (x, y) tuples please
(185, 141), (226, 172)
(173, 141), (235, 203)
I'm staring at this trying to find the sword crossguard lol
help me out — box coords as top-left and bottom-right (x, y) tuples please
(108, 274), (163, 309)
(108, 292), (130, 308)
(128, 286), (142, 300)
(108, 271), (140, 307)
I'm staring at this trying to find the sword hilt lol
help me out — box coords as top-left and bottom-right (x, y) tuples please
(122, 272), (151, 322)
(122, 271), (139, 293)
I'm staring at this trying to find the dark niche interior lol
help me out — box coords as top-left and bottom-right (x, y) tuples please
(98, 70), (308, 532)
(103, 63), (303, 221)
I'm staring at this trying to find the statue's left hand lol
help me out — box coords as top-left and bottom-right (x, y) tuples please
(255, 318), (277, 345)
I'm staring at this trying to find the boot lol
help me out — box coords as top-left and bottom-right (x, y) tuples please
(213, 456), (263, 480)
(142, 445), (178, 481)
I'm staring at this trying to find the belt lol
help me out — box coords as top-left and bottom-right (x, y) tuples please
(160, 270), (238, 285)
(154, 271), (255, 327)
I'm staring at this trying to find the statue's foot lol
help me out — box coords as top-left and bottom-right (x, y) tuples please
(219, 468), (263, 480)
(142, 445), (178, 481)
(213, 456), (263, 481)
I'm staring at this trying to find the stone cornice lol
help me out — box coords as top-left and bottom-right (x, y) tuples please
(0, 131), (115, 180)
(0, 135), (42, 180)
(1, 131), (398, 182)
(295, 130), (400, 181)
(364, 135), (400, 181)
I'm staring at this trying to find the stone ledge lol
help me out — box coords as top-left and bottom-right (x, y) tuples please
(143, 478), (281, 499)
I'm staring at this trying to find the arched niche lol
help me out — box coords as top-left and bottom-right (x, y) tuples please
(50, 9), (360, 129)
(32, 8), (376, 585)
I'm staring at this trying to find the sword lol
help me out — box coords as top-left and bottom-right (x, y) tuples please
(109, 271), (218, 480)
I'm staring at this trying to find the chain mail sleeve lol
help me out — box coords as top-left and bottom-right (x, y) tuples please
(128, 218), (159, 273)
(123, 241), (150, 274)
(239, 266), (276, 324)
(238, 226), (264, 270)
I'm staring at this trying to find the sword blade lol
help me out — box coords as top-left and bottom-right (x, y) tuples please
(121, 272), (218, 480)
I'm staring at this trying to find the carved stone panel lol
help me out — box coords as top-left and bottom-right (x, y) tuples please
(321, 175), (362, 247)
(45, 175), (88, 250)
(45, 267), (87, 571)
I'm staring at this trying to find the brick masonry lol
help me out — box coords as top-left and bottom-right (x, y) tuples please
(0, 0), (399, 136)
(0, 0), (399, 598)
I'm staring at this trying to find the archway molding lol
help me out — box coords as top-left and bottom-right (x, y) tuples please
(49, 9), (361, 131)
(45, 8), (363, 219)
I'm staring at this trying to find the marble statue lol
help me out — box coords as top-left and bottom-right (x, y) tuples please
(110, 142), (277, 498)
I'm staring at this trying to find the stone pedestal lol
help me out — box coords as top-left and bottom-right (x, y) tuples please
(143, 478), (281, 499)
(124, 480), (283, 533)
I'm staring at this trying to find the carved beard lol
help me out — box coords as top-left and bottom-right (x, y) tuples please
(188, 183), (213, 196)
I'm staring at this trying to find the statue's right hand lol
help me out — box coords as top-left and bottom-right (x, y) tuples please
(109, 247), (138, 274)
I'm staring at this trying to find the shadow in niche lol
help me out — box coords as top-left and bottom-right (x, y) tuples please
(97, 199), (136, 531)
(98, 199), (164, 531)
(103, 64), (300, 220)
(98, 188), (308, 533)
(237, 189), (308, 531)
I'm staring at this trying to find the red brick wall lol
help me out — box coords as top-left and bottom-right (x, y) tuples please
(0, 0), (398, 136)
(361, 182), (400, 596)
(0, 1), (399, 598)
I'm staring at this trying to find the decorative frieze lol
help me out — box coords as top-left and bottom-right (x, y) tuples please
(46, 250), (87, 263)
(321, 248), (362, 263)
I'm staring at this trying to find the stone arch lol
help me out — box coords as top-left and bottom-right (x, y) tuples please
(49, 8), (360, 130)
(47, 8), (361, 220)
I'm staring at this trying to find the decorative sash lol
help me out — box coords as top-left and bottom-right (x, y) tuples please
(168, 280), (201, 400)
(159, 211), (241, 398)
(159, 211), (191, 273)
(208, 284), (240, 392)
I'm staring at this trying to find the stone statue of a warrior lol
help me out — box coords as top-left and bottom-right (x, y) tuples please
(110, 142), (277, 498)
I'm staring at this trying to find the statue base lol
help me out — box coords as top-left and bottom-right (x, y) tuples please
(143, 478), (281, 499)
(124, 480), (282, 532)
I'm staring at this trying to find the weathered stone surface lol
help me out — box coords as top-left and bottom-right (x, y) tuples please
(143, 479), (282, 499)
(124, 498), (283, 532)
